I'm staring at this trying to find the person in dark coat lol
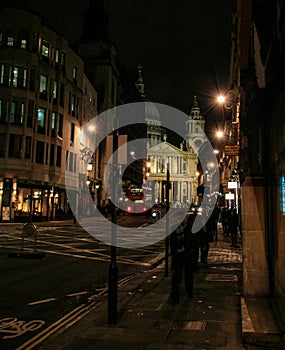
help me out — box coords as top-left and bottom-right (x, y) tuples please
(169, 214), (199, 302)
(184, 213), (200, 298)
(170, 222), (186, 303)
(229, 208), (239, 245)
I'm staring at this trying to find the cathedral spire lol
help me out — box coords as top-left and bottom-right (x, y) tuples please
(135, 64), (146, 98)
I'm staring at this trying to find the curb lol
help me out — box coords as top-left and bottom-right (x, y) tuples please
(241, 297), (284, 348)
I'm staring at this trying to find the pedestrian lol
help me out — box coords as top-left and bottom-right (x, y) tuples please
(199, 226), (210, 265)
(229, 208), (239, 245)
(169, 213), (200, 303)
(169, 221), (186, 303)
(221, 207), (230, 236)
(199, 215), (213, 265)
(184, 213), (200, 298)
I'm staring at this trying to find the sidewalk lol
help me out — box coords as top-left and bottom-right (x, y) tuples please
(38, 228), (249, 350)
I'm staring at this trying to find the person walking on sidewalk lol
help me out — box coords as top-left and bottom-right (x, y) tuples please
(184, 213), (199, 299)
(229, 208), (239, 245)
(169, 214), (198, 303)
(170, 221), (186, 303)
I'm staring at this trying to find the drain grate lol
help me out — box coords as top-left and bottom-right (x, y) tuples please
(154, 319), (206, 331)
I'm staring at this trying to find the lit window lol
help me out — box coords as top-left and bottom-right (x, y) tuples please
(0, 64), (4, 84)
(41, 41), (49, 58)
(7, 36), (14, 47)
(23, 69), (27, 88)
(21, 39), (27, 49)
(51, 112), (56, 134)
(40, 74), (47, 92)
(10, 102), (16, 123)
(37, 107), (45, 133)
(73, 67), (77, 80)
(20, 103), (25, 124)
(39, 74), (47, 98)
(13, 67), (19, 87)
(61, 52), (66, 65)
(8, 66), (12, 86)
(53, 80), (57, 99)
(55, 49), (60, 63)
(71, 95), (76, 113)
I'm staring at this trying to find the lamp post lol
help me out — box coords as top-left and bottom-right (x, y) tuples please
(165, 163), (170, 277)
(216, 88), (241, 213)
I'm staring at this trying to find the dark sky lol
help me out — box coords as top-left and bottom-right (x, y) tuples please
(3, 0), (235, 124)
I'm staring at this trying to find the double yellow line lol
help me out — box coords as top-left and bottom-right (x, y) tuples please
(16, 272), (144, 350)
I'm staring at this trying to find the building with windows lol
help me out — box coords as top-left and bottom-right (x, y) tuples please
(0, 7), (98, 222)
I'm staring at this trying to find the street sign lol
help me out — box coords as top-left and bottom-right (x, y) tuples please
(225, 145), (239, 156)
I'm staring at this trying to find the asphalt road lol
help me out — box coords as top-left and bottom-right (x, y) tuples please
(0, 215), (166, 350)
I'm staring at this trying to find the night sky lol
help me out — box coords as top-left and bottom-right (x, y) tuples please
(2, 0), (235, 128)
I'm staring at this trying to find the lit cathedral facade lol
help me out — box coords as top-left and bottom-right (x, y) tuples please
(136, 66), (205, 206)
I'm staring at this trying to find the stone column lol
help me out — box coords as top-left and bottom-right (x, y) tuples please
(241, 176), (269, 296)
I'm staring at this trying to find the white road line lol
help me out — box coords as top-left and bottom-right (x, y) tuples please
(28, 298), (58, 306)
(67, 291), (89, 297)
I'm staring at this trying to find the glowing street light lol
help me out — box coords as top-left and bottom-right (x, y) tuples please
(216, 130), (224, 138)
(217, 95), (226, 104)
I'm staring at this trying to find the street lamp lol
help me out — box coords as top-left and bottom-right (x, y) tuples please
(216, 88), (241, 213)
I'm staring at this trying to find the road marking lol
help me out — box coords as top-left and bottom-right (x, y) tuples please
(15, 303), (98, 350)
(28, 298), (58, 306)
(67, 291), (89, 297)
(15, 273), (143, 349)
(0, 318), (45, 339)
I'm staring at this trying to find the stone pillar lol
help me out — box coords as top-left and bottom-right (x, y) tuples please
(241, 176), (269, 296)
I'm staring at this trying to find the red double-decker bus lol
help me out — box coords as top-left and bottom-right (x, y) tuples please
(125, 186), (147, 214)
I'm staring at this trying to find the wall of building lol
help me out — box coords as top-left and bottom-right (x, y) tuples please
(0, 8), (97, 222)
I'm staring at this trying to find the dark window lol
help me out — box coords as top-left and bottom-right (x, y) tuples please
(0, 133), (6, 157)
(0, 99), (7, 124)
(29, 67), (36, 91)
(50, 144), (55, 165)
(35, 141), (44, 163)
(58, 113), (63, 138)
(59, 83), (65, 107)
(70, 122), (75, 143)
(27, 100), (34, 128)
(9, 134), (22, 158)
(56, 146), (61, 167)
(25, 136), (32, 159)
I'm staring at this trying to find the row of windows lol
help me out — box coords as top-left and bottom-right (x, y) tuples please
(0, 63), (86, 115)
(0, 32), (77, 78)
(0, 99), (75, 141)
(0, 133), (77, 172)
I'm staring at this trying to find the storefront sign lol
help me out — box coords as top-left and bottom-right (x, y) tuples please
(225, 145), (239, 156)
